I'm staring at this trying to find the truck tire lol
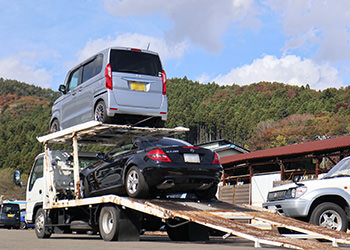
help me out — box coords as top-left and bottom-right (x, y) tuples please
(166, 221), (209, 241)
(309, 202), (347, 232)
(35, 208), (52, 238)
(195, 185), (218, 200)
(99, 205), (119, 241)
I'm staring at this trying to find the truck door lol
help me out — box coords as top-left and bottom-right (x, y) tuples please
(26, 156), (44, 223)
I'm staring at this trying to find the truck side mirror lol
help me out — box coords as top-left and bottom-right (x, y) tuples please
(13, 170), (23, 187)
(58, 84), (67, 94)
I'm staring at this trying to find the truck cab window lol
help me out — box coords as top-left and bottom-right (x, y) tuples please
(29, 157), (43, 191)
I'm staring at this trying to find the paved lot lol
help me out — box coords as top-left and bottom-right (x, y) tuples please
(0, 229), (274, 250)
(2, 229), (350, 250)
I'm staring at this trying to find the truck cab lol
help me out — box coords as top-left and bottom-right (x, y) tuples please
(26, 151), (98, 224)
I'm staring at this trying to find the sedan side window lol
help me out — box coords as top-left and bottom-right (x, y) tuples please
(67, 68), (81, 92)
(28, 157), (43, 191)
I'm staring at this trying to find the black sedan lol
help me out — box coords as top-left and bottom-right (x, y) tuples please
(80, 137), (222, 200)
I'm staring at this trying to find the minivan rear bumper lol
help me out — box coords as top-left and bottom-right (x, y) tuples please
(107, 96), (167, 120)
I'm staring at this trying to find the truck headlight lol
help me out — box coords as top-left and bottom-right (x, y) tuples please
(286, 186), (307, 199)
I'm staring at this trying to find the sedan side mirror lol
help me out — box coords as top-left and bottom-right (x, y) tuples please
(97, 152), (106, 160)
(13, 170), (23, 187)
(58, 84), (67, 94)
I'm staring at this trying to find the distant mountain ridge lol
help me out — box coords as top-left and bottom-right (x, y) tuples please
(0, 77), (349, 175)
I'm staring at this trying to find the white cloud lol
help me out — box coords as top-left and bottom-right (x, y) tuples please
(0, 56), (52, 88)
(78, 33), (189, 63)
(212, 55), (342, 90)
(265, 0), (350, 62)
(103, 0), (260, 53)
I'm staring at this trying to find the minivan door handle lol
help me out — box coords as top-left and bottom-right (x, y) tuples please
(39, 189), (42, 194)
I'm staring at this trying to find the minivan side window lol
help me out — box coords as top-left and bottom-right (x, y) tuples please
(82, 54), (103, 83)
(67, 68), (81, 92)
(28, 157), (43, 191)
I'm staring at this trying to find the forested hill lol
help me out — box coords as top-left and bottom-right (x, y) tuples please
(0, 78), (59, 173)
(166, 78), (350, 149)
(1, 77), (350, 174)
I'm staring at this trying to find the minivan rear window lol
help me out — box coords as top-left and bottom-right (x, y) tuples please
(109, 49), (162, 77)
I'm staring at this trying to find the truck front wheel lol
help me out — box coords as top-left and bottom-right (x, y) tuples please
(309, 202), (347, 232)
(35, 208), (52, 238)
(99, 205), (119, 241)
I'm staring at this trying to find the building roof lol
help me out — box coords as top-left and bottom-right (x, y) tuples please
(221, 135), (350, 166)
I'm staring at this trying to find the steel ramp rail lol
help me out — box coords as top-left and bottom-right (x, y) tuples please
(144, 199), (345, 249)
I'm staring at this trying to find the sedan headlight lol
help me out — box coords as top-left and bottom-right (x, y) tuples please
(286, 186), (307, 199)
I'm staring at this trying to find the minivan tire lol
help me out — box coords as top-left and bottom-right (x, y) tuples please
(50, 119), (60, 133)
(95, 101), (109, 123)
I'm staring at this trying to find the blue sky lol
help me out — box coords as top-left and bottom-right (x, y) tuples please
(0, 0), (349, 91)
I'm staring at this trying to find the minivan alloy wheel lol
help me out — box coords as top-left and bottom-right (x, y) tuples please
(95, 101), (108, 123)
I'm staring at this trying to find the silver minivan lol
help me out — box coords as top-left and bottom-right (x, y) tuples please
(50, 47), (168, 132)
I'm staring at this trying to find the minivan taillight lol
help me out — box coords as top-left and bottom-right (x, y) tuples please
(147, 149), (171, 162)
(161, 70), (167, 95)
(213, 152), (220, 164)
(105, 64), (113, 90)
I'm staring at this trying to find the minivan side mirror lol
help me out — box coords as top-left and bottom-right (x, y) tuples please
(58, 84), (67, 94)
(13, 170), (23, 187)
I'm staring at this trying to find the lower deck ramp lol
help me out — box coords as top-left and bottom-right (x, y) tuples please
(50, 195), (350, 249)
(144, 199), (350, 249)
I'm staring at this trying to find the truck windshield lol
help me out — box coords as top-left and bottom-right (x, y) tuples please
(323, 157), (350, 178)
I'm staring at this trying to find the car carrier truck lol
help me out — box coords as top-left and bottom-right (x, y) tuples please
(17, 121), (350, 249)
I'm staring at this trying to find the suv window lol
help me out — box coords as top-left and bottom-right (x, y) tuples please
(82, 54), (103, 83)
(109, 49), (162, 77)
(67, 68), (81, 91)
(28, 157), (43, 191)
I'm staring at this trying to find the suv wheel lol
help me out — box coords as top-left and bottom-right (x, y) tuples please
(309, 202), (347, 232)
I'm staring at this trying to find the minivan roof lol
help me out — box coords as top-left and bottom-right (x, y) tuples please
(65, 47), (160, 81)
(81, 46), (159, 66)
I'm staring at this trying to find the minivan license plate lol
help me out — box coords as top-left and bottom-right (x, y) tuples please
(184, 153), (200, 163)
(131, 82), (146, 91)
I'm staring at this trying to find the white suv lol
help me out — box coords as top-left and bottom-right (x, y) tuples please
(263, 156), (350, 232)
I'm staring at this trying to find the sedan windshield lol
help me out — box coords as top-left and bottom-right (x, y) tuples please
(323, 157), (350, 178)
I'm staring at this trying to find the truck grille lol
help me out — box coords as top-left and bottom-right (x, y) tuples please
(267, 190), (287, 201)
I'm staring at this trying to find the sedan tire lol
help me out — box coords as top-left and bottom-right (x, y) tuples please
(126, 166), (149, 198)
